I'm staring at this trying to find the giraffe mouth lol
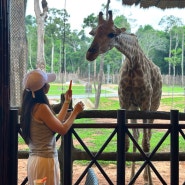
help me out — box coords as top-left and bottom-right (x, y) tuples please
(86, 52), (98, 61)
(86, 47), (99, 61)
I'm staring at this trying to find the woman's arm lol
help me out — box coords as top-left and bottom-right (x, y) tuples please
(36, 102), (84, 135)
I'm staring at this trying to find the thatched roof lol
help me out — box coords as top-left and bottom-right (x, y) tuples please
(122, 0), (185, 9)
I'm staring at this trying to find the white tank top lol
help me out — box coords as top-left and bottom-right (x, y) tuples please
(28, 118), (58, 158)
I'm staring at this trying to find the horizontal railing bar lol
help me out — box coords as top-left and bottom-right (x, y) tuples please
(73, 123), (185, 129)
(18, 122), (185, 129)
(76, 110), (185, 120)
(17, 109), (185, 120)
(74, 123), (117, 128)
(18, 151), (185, 161)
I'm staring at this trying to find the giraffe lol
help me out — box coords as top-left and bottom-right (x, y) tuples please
(86, 11), (162, 185)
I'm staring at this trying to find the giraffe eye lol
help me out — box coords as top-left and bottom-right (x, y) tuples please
(108, 33), (116, 38)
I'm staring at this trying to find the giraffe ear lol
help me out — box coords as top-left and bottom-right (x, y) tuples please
(115, 27), (126, 35)
(89, 28), (96, 36)
(89, 30), (95, 36)
(120, 28), (126, 32)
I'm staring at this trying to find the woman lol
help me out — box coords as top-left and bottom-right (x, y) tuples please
(20, 69), (84, 185)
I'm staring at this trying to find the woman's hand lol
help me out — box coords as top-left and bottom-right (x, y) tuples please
(73, 101), (84, 114)
(64, 90), (72, 103)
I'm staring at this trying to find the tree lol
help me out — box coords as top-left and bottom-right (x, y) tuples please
(114, 15), (131, 32)
(26, 15), (37, 69)
(94, 0), (110, 109)
(83, 13), (98, 29)
(165, 25), (182, 77)
(83, 13), (100, 108)
(159, 15), (183, 85)
(136, 25), (167, 59)
(181, 27), (185, 86)
(34, 0), (48, 69)
(45, 8), (70, 74)
(164, 48), (182, 106)
(164, 48), (182, 77)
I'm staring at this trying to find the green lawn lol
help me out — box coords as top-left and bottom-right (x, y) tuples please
(89, 96), (185, 112)
(48, 83), (113, 96)
(162, 85), (185, 94)
(48, 83), (185, 95)
(73, 128), (185, 153)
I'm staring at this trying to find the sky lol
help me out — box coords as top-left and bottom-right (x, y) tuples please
(26, 0), (185, 33)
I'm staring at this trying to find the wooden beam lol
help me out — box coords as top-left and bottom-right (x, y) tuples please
(0, 0), (11, 184)
(18, 150), (185, 162)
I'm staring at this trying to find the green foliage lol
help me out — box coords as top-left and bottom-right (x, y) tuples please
(159, 15), (183, 32)
(114, 15), (131, 32)
(26, 8), (185, 76)
(82, 13), (97, 29)
(25, 15), (37, 69)
(136, 25), (167, 59)
(164, 48), (182, 66)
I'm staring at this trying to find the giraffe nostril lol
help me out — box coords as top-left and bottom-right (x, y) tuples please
(88, 47), (97, 53)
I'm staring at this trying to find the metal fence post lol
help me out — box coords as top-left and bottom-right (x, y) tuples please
(63, 128), (72, 185)
(117, 109), (126, 185)
(170, 109), (179, 185)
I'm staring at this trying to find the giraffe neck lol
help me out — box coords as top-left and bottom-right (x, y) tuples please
(114, 33), (143, 62)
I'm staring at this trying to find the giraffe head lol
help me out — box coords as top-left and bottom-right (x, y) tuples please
(86, 10), (126, 61)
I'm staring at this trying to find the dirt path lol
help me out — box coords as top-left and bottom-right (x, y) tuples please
(18, 159), (185, 184)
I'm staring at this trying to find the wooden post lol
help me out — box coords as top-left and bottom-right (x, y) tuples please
(170, 110), (179, 185)
(117, 109), (126, 184)
(0, 0), (11, 184)
(63, 129), (72, 185)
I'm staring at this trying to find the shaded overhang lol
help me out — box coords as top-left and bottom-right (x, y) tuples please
(122, 0), (185, 9)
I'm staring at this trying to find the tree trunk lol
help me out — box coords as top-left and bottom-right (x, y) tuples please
(51, 37), (54, 73)
(34, 0), (48, 69)
(168, 31), (172, 86)
(181, 31), (184, 86)
(93, 60), (97, 92)
(94, 55), (104, 109)
(28, 38), (33, 69)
